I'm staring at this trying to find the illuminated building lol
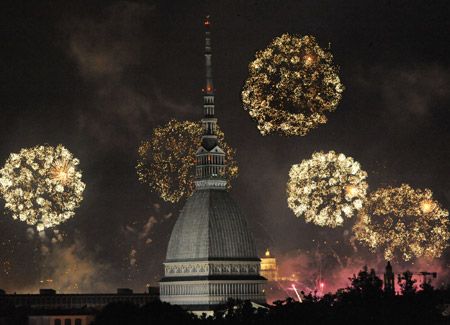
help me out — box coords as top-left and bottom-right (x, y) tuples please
(159, 17), (266, 311)
(260, 249), (279, 281)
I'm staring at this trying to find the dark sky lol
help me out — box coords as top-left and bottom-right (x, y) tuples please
(0, 0), (449, 293)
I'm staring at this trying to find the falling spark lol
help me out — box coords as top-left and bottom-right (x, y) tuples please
(291, 284), (303, 302)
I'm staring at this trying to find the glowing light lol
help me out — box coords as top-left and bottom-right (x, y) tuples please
(304, 54), (314, 65)
(49, 160), (73, 185)
(136, 119), (238, 203)
(420, 200), (434, 213)
(291, 284), (303, 303)
(0, 145), (85, 230)
(242, 34), (344, 136)
(345, 185), (359, 198)
(353, 184), (450, 261)
(265, 249), (271, 257)
(287, 151), (368, 227)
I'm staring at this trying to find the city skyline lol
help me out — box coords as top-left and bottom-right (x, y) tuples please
(0, 0), (449, 295)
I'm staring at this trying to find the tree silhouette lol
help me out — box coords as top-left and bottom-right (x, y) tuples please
(347, 265), (383, 300)
(79, 266), (450, 325)
(92, 302), (140, 325)
(398, 271), (417, 296)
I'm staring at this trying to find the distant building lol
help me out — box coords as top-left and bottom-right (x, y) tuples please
(260, 249), (279, 282)
(0, 288), (158, 309)
(159, 16), (266, 312)
(28, 313), (94, 325)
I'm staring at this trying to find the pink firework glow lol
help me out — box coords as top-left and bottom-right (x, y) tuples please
(263, 249), (449, 304)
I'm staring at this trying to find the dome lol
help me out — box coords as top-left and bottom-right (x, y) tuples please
(166, 189), (258, 262)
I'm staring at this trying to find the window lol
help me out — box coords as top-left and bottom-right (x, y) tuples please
(75, 319), (82, 325)
(65, 319), (72, 325)
(55, 320), (62, 325)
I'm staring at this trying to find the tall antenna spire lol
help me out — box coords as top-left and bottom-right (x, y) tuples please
(204, 15), (213, 98)
(195, 16), (227, 190)
(201, 15), (217, 145)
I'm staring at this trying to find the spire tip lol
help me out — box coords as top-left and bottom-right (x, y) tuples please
(204, 15), (211, 27)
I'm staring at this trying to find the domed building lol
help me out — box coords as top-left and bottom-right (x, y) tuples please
(159, 17), (266, 311)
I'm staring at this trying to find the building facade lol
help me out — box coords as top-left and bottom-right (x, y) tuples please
(28, 315), (94, 325)
(159, 17), (266, 311)
(260, 249), (279, 282)
(0, 288), (158, 309)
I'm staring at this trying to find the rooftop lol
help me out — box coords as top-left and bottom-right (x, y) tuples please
(166, 189), (258, 262)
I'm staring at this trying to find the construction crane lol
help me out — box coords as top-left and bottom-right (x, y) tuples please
(413, 271), (437, 284)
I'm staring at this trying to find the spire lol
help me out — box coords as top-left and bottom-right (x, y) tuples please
(386, 261), (392, 271)
(195, 16), (227, 190)
(201, 15), (217, 148)
(204, 15), (213, 97)
(384, 261), (395, 296)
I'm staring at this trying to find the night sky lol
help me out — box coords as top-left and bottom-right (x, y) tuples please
(1, 1), (449, 294)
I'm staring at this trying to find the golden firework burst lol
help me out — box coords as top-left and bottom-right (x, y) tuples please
(287, 151), (368, 227)
(353, 184), (449, 261)
(49, 160), (74, 185)
(136, 120), (238, 203)
(242, 34), (344, 136)
(0, 145), (85, 231)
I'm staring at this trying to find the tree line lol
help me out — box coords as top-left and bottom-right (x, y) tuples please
(1, 266), (449, 324)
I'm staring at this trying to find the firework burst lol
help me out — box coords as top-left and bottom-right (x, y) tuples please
(242, 34), (344, 136)
(287, 151), (368, 227)
(353, 184), (450, 261)
(0, 145), (85, 231)
(136, 120), (238, 203)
